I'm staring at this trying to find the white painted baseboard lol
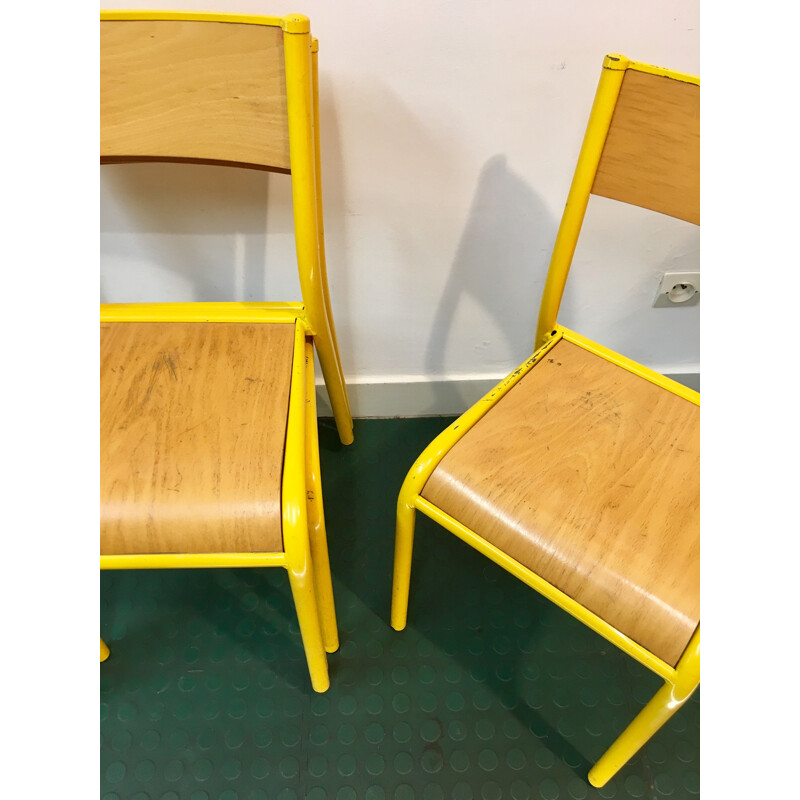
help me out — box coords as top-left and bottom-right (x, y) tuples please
(317, 370), (700, 419)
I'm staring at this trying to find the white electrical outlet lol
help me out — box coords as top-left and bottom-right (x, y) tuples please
(653, 271), (700, 308)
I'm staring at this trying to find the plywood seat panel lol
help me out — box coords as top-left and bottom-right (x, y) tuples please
(421, 340), (699, 667)
(100, 321), (295, 556)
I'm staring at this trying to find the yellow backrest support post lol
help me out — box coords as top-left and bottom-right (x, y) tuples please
(311, 37), (353, 439)
(534, 56), (628, 350)
(534, 55), (699, 352)
(284, 18), (353, 444)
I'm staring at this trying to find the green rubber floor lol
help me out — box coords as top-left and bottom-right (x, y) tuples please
(100, 417), (700, 800)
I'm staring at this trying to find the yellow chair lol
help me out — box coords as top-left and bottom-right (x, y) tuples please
(391, 54), (699, 786)
(99, 11), (353, 693)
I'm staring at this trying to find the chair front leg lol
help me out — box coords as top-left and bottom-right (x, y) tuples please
(287, 556), (330, 693)
(391, 495), (417, 631)
(305, 340), (339, 653)
(588, 630), (700, 787)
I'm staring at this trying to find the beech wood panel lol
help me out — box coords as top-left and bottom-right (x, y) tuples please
(101, 20), (291, 169)
(592, 69), (699, 224)
(422, 340), (699, 667)
(100, 322), (295, 556)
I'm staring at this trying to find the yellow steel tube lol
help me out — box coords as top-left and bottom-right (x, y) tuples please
(588, 628), (700, 786)
(390, 494), (418, 632)
(621, 55), (699, 85)
(282, 320), (329, 692)
(534, 57), (628, 350)
(283, 22), (353, 446)
(100, 10), (284, 26)
(311, 39), (353, 441)
(562, 327), (700, 405)
(304, 339), (339, 653)
(100, 302), (305, 325)
(100, 552), (287, 570)
(414, 496), (677, 684)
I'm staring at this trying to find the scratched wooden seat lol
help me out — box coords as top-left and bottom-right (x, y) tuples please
(99, 11), (353, 693)
(391, 55), (699, 785)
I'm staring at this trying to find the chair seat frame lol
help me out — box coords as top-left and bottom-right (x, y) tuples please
(392, 325), (700, 785)
(391, 331), (700, 788)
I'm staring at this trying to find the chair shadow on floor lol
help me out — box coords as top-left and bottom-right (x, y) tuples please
(100, 566), (318, 694)
(315, 417), (669, 782)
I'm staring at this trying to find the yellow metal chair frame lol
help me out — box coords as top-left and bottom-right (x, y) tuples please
(391, 55), (699, 786)
(100, 11), (353, 694)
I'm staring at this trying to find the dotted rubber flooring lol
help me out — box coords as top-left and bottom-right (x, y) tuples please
(100, 417), (700, 800)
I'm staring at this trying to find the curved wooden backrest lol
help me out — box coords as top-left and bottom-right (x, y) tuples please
(592, 68), (699, 224)
(101, 18), (291, 170)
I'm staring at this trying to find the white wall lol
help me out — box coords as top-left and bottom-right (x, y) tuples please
(101, 0), (700, 415)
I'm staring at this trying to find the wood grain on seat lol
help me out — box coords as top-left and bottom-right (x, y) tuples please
(100, 322), (295, 556)
(422, 340), (699, 667)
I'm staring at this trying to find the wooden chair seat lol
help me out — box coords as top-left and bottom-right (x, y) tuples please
(421, 339), (700, 667)
(100, 321), (295, 557)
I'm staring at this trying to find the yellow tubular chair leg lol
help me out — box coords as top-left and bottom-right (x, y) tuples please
(284, 321), (329, 693)
(287, 560), (329, 693)
(304, 340), (339, 653)
(100, 637), (110, 662)
(390, 494), (417, 631)
(311, 40), (354, 447)
(588, 630), (700, 787)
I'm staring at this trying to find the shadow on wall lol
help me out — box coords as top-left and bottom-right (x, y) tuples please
(314, 73), (479, 388)
(423, 154), (557, 414)
(100, 161), (298, 304)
